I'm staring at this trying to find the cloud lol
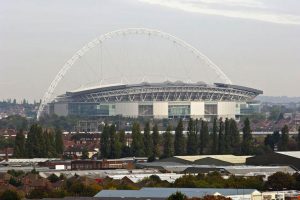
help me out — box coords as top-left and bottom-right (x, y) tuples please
(138, 0), (300, 25)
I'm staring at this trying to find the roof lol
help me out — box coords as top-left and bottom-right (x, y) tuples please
(276, 151), (300, 159)
(108, 173), (183, 183)
(95, 187), (260, 198)
(174, 155), (252, 164)
(0, 158), (58, 164)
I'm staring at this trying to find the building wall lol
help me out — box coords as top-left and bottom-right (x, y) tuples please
(54, 103), (68, 116)
(217, 102), (236, 119)
(115, 102), (138, 117)
(153, 102), (168, 118)
(190, 102), (205, 119)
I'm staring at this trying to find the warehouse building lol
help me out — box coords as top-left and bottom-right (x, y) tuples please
(246, 151), (300, 170)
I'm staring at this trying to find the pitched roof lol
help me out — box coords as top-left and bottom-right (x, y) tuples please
(277, 151), (300, 159)
(175, 155), (252, 164)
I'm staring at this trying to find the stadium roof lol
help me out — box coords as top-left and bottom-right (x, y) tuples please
(55, 81), (263, 103)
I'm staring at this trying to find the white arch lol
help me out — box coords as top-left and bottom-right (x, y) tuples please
(37, 28), (232, 119)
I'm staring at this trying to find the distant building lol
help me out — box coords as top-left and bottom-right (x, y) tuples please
(95, 187), (262, 200)
(48, 81), (262, 121)
(159, 155), (252, 166)
(246, 151), (300, 170)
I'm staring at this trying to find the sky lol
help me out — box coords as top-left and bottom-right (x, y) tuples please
(0, 0), (300, 101)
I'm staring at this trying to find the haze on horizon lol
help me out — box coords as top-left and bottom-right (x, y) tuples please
(1, 0), (300, 102)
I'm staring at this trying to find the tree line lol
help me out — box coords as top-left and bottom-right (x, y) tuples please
(99, 118), (254, 159)
(13, 124), (64, 158)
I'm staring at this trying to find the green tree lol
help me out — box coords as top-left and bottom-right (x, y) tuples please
(47, 174), (60, 183)
(100, 124), (110, 158)
(211, 118), (218, 154)
(241, 118), (253, 155)
(81, 147), (89, 159)
(26, 124), (46, 158)
(13, 130), (26, 158)
(229, 119), (240, 154)
(131, 122), (144, 156)
(168, 191), (187, 200)
(119, 130), (131, 157)
(218, 119), (225, 154)
(174, 119), (185, 156)
(152, 124), (160, 158)
(298, 126), (300, 150)
(109, 124), (121, 158)
(200, 120), (209, 154)
(55, 128), (64, 155)
(162, 125), (173, 158)
(186, 118), (198, 155)
(224, 118), (231, 153)
(0, 190), (21, 200)
(266, 172), (295, 190)
(279, 125), (289, 151)
(144, 122), (153, 157)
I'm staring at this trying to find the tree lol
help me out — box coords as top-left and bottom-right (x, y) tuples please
(229, 119), (240, 154)
(211, 118), (218, 154)
(241, 118), (253, 155)
(13, 130), (25, 158)
(266, 172), (295, 190)
(186, 118), (198, 155)
(26, 124), (46, 158)
(109, 124), (121, 158)
(144, 122), (153, 157)
(55, 128), (64, 155)
(48, 174), (60, 183)
(200, 120), (209, 154)
(81, 147), (89, 159)
(279, 125), (289, 151)
(162, 125), (173, 158)
(218, 119), (225, 154)
(100, 124), (110, 158)
(131, 122), (144, 156)
(264, 131), (280, 151)
(0, 190), (21, 200)
(119, 129), (130, 157)
(168, 191), (187, 200)
(152, 124), (160, 159)
(224, 118), (231, 153)
(298, 126), (300, 150)
(174, 119), (185, 156)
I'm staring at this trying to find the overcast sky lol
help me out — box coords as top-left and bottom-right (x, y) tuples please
(1, 0), (300, 101)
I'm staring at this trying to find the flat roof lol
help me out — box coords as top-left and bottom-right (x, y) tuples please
(174, 155), (252, 164)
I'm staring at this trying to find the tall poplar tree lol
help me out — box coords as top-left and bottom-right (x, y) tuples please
(162, 125), (173, 158)
(109, 124), (121, 158)
(186, 118), (198, 155)
(241, 118), (253, 155)
(211, 118), (218, 154)
(298, 126), (300, 150)
(229, 119), (240, 154)
(100, 124), (110, 158)
(279, 125), (289, 151)
(224, 118), (231, 153)
(174, 119), (185, 156)
(152, 124), (160, 158)
(144, 122), (153, 157)
(13, 130), (26, 158)
(131, 122), (144, 156)
(218, 119), (225, 154)
(55, 128), (64, 155)
(199, 120), (209, 154)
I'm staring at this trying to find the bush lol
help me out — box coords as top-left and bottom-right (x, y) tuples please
(0, 190), (21, 200)
(168, 191), (187, 200)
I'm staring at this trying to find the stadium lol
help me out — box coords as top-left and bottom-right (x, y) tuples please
(48, 81), (262, 120)
(38, 28), (263, 120)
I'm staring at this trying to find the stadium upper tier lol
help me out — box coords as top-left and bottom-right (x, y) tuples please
(54, 81), (263, 103)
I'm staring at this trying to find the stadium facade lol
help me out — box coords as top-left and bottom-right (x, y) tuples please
(48, 81), (263, 120)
